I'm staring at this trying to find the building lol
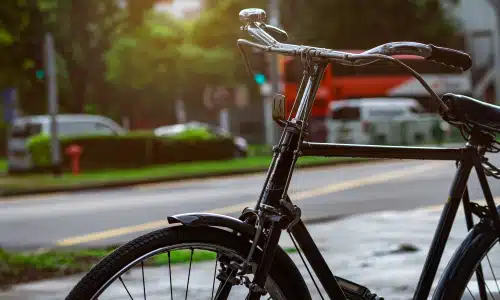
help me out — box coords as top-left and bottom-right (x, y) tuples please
(450, 0), (499, 103)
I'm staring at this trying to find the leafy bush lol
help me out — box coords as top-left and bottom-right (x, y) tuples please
(166, 127), (218, 141)
(153, 137), (234, 165)
(27, 131), (236, 171)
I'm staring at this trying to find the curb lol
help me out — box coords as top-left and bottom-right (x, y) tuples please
(0, 158), (380, 198)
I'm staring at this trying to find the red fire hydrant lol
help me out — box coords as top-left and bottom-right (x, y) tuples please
(65, 144), (83, 175)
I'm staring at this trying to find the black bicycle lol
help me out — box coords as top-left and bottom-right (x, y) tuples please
(66, 8), (500, 300)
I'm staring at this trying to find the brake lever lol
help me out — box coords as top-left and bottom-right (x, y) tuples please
(258, 23), (288, 43)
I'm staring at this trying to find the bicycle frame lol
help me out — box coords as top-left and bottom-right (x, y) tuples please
(242, 60), (500, 300)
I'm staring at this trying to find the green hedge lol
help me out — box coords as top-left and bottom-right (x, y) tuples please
(27, 131), (236, 171)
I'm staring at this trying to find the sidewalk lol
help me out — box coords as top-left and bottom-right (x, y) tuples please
(0, 204), (490, 300)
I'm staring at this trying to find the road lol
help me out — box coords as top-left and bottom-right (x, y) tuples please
(2, 153), (500, 250)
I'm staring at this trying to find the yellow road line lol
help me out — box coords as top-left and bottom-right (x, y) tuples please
(422, 197), (500, 213)
(0, 192), (68, 204)
(56, 220), (173, 247)
(55, 162), (446, 247)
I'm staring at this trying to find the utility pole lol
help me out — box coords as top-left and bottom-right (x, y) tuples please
(265, 0), (281, 145)
(488, 0), (500, 104)
(45, 33), (62, 176)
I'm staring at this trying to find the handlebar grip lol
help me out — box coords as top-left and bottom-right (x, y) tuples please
(426, 44), (472, 71)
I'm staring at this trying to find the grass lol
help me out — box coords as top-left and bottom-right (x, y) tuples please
(0, 137), (467, 195)
(0, 154), (367, 194)
(0, 158), (6, 173)
(0, 246), (299, 287)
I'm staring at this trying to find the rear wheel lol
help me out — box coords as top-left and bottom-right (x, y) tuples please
(65, 226), (311, 300)
(433, 207), (500, 299)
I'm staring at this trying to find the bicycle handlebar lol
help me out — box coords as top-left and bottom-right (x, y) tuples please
(239, 17), (471, 71)
(237, 8), (473, 114)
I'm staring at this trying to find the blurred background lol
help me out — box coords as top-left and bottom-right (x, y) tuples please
(4, 2), (500, 299)
(1, 0), (499, 175)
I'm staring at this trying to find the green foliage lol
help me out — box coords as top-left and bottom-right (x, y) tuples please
(192, 0), (461, 86)
(191, 0), (265, 50)
(0, 28), (13, 46)
(104, 11), (239, 124)
(282, 0), (461, 49)
(107, 12), (237, 103)
(165, 127), (218, 141)
(1, 0), (462, 121)
(27, 134), (52, 167)
(190, 0), (266, 84)
(106, 14), (185, 91)
(0, 247), (217, 287)
(152, 250), (216, 266)
(0, 0), (161, 114)
(27, 131), (236, 171)
(1, 250), (75, 271)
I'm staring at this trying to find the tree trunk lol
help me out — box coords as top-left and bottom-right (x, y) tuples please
(67, 0), (90, 113)
(68, 64), (88, 113)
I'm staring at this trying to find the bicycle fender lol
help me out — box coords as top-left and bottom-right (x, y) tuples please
(167, 212), (256, 237)
(167, 212), (312, 300)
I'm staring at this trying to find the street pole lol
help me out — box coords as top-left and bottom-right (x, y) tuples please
(264, 0), (280, 146)
(488, 0), (500, 104)
(45, 32), (61, 176)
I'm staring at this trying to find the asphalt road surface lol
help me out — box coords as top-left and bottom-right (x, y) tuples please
(2, 153), (500, 250)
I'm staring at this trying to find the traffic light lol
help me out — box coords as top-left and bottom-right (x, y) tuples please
(254, 73), (266, 85)
(250, 49), (269, 86)
(32, 38), (46, 81)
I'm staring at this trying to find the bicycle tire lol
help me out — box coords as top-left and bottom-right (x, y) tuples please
(65, 225), (311, 300)
(433, 207), (500, 299)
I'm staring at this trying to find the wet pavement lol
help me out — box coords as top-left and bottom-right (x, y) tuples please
(2, 205), (500, 300)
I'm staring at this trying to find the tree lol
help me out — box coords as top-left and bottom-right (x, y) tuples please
(282, 0), (461, 50)
(201, 0), (461, 50)
(0, 0), (33, 88)
(191, 0), (266, 85)
(0, 0), (164, 114)
(0, 0), (52, 114)
(37, 0), (163, 113)
(107, 12), (236, 124)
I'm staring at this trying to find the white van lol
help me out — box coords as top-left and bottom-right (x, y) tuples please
(7, 114), (126, 173)
(327, 97), (436, 145)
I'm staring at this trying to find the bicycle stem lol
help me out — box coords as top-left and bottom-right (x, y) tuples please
(247, 61), (351, 299)
(257, 62), (326, 209)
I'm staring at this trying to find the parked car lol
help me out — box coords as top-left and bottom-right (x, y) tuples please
(154, 121), (249, 157)
(7, 114), (126, 173)
(327, 97), (436, 145)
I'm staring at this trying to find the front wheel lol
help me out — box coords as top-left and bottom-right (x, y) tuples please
(433, 207), (500, 299)
(65, 226), (311, 300)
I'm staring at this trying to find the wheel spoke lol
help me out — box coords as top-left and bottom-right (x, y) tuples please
(185, 249), (194, 300)
(289, 232), (325, 300)
(77, 237), (288, 300)
(473, 262), (489, 300)
(142, 261), (147, 300)
(211, 254), (219, 300)
(214, 269), (235, 300)
(484, 280), (495, 299)
(119, 276), (135, 300)
(466, 286), (477, 300)
(486, 254), (500, 298)
(169, 251), (174, 300)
